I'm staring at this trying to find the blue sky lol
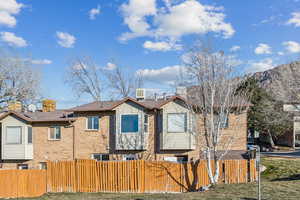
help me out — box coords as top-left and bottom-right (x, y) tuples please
(0, 0), (300, 108)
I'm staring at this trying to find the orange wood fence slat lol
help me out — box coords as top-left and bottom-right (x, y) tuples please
(46, 159), (256, 193)
(0, 169), (46, 198)
(0, 159), (257, 198)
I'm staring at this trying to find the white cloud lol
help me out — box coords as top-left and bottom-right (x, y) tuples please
(277, 51), (284, 56)
(282, 41), (300, 53)
(254, 43), (272, 55)
(0, 0), (23, 27)
(119, 0), (234, 43)
(0, 31), (27, 47)
(137, 65), (185, 85)
(89, 5), (100, 20)
(143, 40), (182, 51)
(261, 15), (276, 24)
(56, 32), (76, 48)
(248, 58), (275, 72)
(105, 62), (117, 70)
(119, 0), (156, 41)
(31, 59), (52, 65)
(230, 45), (240, 52)
(287, 12), (300, 27)
(154, 0), (234, 39)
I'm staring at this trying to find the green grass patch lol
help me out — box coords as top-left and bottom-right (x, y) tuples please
(262, 157), (300, 181)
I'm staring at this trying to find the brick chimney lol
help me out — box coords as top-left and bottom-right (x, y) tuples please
(42, 99), (56, 112)
(8, 101), (22, 112)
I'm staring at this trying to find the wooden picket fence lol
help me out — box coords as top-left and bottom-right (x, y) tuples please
(46, 159), (257, 193)
(0, 159), (256, 198)
(0, 169), (46, 198)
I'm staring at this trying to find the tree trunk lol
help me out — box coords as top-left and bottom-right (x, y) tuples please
(267, 130), (275, 148)
(213, 159), (220, 183)
(205, 150), (217, 185)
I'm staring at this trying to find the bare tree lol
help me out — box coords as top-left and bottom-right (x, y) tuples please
(66, 57), (102, 101)
(105, 66), (143, 99)
(0, 51), (41, 108)
(182, 42), (250, 185)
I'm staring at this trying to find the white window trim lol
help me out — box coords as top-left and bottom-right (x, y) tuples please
(86, 116), (100, 131)
(48, 126), (61, 141)
(120, 113), (140, 134)
(167, 113), (187, 133)
(6, 126), (22, 145)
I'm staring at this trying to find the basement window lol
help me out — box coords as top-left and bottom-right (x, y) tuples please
(17, 164), (28, 170)
(39, 162), (47, 169)
(123, 154), (137, 161)
(91, 154), (109, 161)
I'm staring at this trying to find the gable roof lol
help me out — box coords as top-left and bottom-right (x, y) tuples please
(0, 110), (76, 123)
(68, 96), (186, 112)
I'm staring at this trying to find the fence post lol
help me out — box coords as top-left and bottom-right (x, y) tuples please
(74, 159), (78, 193)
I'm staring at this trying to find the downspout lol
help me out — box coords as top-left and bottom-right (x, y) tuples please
(73, 124), (75, 160)
(68, 120), (76, 160)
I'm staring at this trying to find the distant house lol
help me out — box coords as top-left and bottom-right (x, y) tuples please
(283, 104), (300, 148)
(0, 93), (248, 169)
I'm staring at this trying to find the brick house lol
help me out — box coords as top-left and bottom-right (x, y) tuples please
(0, 96), (248, 169)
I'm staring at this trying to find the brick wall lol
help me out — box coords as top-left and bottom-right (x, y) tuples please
(73, 112), (112, 159)
(0, 109), (248, 169)
(1, 121), (74, 169)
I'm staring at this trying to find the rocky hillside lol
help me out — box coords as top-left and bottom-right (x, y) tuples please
(253, 61), (300, 102)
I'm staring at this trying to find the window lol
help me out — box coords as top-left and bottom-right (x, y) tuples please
(144, 114), (149, 133)
(216, 114), (229, 128)
(17, 164), (28, 170)
(176, 155), (188, 163)
(121, 114), (139, 133)
(6, 126), (22, 144)
(86, 116), (99, 130)
(28, 127), (32, 144)
(123, 154), (137, 161)
(167, 113), (187, 133)
(39, 162), (47, 169)
(91, 154), (109, 161)
(49, 126), (61, 140)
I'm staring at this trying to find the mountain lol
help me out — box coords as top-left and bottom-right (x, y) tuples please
(253, 61), (300, 103)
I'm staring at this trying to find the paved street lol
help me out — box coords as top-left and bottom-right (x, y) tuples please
(262, 150), (300, 158)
